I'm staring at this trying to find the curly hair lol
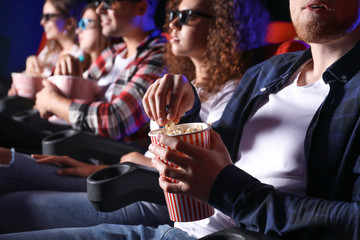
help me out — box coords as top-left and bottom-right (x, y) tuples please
(164, 0), (270, 100)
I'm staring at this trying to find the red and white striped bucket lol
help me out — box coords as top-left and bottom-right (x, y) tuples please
(11, 72), (46, 99)
(47, 75), (101, 123)
(149, 122), (215, 222)
(48, 75), (100, 100)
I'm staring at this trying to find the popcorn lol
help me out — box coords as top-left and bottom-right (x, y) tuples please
(157, 121), (204, 135)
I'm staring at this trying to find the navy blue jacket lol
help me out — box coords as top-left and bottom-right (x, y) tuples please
(185, 42), (360, 239)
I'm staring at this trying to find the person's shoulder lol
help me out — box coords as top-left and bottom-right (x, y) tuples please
(246, 50), (305, 75)
(146, 30), (168, 48)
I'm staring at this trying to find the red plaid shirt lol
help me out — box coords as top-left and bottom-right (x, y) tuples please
(68, 29), (167, 144)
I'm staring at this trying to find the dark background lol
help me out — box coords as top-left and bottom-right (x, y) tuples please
(0, 0), (291, 96)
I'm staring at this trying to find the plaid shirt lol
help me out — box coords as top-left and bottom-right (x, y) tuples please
(184, 41), (360, 239)
(68, 29), (167, 143)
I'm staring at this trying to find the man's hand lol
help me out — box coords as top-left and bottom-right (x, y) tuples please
(33, 80), (62, 118)
(53, 54), (83, 77)
(33, 154), (106, 177)
(149, 129), (232, 202)
(143, 74), (195, 126)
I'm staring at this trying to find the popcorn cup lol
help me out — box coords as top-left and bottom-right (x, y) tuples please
(11, 72), (46, 99)
(48, 75), (100, 100)
(149, 122), (215, 222)
(47, 75), (100, 123)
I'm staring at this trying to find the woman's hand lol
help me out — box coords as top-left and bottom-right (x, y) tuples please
(143, 74), (195, 126)
(7, 84), (17, 96)
(25, 55), (43, 75)
(53, 54), (83, 77)
(149, 129), (232, 203)
(33, 154), (107, 177)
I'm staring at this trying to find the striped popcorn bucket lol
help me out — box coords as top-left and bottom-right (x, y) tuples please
(11, 72), (46, 99)
(48, 75), (100, 100)
(149, 122), (215, 222)
(47, 75), (101, 123)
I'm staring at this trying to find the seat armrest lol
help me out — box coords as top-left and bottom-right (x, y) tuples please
(87, 162), (165, 212)
(0, 95), (34, 115)
(42, 129), (147, 164)
(12, 109), (71, 133)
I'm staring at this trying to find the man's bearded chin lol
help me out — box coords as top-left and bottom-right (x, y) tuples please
(294, 18), (360, 44)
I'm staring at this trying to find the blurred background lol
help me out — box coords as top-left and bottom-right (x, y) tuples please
(0, 0), (291, 96)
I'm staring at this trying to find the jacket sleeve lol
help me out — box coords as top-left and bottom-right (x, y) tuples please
(209, 164), (360, 240)
(179, 84), (202, 124)
(68, 48), (166, 140)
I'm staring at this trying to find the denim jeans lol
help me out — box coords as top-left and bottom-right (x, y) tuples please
(0, 152), (172, 233)
(0, 224), (197, 240)
(0, 151), (87, 192)
(0, 191), (171, 233)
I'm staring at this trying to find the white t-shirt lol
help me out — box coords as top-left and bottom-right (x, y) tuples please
(177, 60), (330, 238)
(96, 50), (135, 102)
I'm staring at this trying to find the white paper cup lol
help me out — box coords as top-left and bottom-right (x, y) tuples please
(11, 72), (46, 99)
(149, 122), (215, 222)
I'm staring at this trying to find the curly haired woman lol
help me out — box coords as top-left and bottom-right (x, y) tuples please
(0, 0), (270, 238)
(122, 0), (270, 166)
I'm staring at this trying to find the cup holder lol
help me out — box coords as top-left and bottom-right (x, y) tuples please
(12, 109), (42, 124)
(43, 129), (78, 143)
(87, 162), (165, 212)
(90, 164), (131, 181)
(42, 129), (147, 165)
(0, 95), (35, 116)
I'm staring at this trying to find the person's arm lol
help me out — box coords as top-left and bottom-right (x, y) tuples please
(68, 48), (166, 140)
(120, 151), (153, 168)
(209, 165), (360, 240)
(33, 154), (107, 177)
(150, 130), (360, 240)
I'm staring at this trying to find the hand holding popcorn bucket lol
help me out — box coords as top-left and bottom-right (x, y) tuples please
(11, 72), (47, 99)
(149, 122), (215, 222)
(47, 75), (101, 123)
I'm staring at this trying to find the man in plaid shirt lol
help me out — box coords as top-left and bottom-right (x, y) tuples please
(34, 0), (167, 146)
(68, 29), (166, 142)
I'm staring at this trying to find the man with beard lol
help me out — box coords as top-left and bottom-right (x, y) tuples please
(1, 0), (360, 239)
(141, 0), (360, 239)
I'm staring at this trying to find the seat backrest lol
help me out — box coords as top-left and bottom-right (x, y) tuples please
(36, 32), (47, 56)
(266, 21), (298, 43)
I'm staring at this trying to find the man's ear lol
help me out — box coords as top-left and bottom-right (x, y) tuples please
(136, 0), (149, 16)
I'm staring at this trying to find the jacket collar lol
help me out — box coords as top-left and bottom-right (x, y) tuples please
(325, 40), (360, 84)
(279, 40), (360, 85)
